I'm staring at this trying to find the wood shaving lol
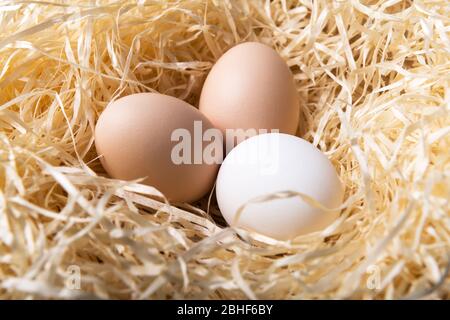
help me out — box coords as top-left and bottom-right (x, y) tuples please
(0, 0), (449, 299)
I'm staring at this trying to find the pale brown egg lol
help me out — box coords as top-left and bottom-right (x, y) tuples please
(95, 93), (219, 203)
(199, 42), (300, 147)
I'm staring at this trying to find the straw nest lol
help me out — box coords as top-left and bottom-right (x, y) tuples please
(0, 0), (449, 300)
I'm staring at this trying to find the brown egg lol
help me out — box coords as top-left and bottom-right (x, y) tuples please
(95, 93), (219, 203)
(199, 42), (299, 147)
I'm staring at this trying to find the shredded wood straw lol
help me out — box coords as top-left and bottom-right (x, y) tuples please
(0, 0), (449, 300)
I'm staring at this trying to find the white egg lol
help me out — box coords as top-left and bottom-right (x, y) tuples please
(216, 133), (344, 240)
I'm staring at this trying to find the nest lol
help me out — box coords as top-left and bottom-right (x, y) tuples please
(0, 0), (449, 299)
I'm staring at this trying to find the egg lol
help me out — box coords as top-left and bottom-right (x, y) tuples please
(216, 133), (344, 240)
(95, 93), (219, 203)
(199, 42), (300, 147)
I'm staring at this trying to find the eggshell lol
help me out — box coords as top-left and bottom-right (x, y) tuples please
(216, 133), (344, 240)
(199, 42), (300, 145)
(95, 93), (219, 203)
